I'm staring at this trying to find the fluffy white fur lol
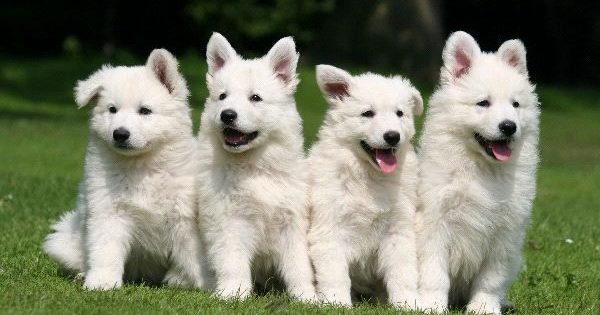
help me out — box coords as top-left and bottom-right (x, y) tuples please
(416, 31), (540, 314)
(308, 65), (423, 309)
(43, 49), (206, 290)
(196, 33), (315, 301)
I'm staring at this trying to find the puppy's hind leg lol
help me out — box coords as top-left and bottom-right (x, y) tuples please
(43, 209), (85, 276)
(163, 218), (207, 289)
(275, 222), (316, 302)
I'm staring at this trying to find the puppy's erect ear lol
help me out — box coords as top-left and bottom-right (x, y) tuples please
(74, 65), (111, 108)
(146, 48), (188, 98)
(266, 37), (299, 89)
(442, 31), (481, 80)
(497, 39), (528, 75)
(206, 32), (237, 75)
(316, 65), (353, 103)
(410, 87), (424, 116)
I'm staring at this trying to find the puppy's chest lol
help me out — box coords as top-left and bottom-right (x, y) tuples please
(107, 170), (188, 217)
(333, 180), (397, 245)
(340, 180), (396, 221)
(443, 178), (527, 281)
(217, 171), (305, 220)
(444, 175), (521, 232)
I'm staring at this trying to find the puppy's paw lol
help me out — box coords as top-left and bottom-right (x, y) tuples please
(163, 269), (195, 289)
(289, 286), (317, 303)
(317, 289), (352, 307)
(418, 293), (448, 313)
(74, 272), (85, 281)
(216, 284), (252, 300)
(467, 296), (501, 315)
(390, 291), (420, 311)
(84, 270), (122, 291)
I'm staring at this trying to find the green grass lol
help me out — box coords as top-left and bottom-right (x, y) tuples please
(0, 56), (598, 314)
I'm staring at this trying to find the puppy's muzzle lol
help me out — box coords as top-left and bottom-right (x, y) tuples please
(113, 127), (130, 144)
(220, 109), (237, 126)
(499, 120), (517, 137)
(383, 130), (400, 146)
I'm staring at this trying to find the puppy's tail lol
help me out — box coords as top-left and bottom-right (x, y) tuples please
(43, 209), (85, 275)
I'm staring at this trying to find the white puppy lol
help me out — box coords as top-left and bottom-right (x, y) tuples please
(416, 31), (540, 314)
(308, 65), (422, 309)
(43, 49), (206, 290)
(196, 33), (315, 301)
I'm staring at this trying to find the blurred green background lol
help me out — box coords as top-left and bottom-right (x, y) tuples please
(1, 0), (598, 85)
(0, 1), (598, 314)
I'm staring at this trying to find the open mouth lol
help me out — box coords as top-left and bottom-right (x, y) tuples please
(113, 142), (149, 153)
(360, 141), (398, 174)
(223, 128), (259, 147)
(474, 133), (512, 162)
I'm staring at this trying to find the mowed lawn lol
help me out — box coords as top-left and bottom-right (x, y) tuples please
(0, 56), (598, 314)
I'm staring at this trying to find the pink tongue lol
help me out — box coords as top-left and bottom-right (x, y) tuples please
(375, 149), (397, 174)
(224, 130), (247, 144)
(491, 143), (512, 161)
(226, 134), (244, 143)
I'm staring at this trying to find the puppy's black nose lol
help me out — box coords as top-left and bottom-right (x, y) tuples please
(113, 127), (130, 143)
(220, 109), (237, 125)
(383, 131), (400, 146)
(499, 120), (517, 136)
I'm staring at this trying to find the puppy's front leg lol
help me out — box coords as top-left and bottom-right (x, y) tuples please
(276, 221), (316, 302)
(417, 227), (450, 313)
(207, 222), (253, 300)
(84, 212), (132, 290)
(164, 218), (207, 289)
(379, 223), (418, 310)
(466, 243), (520, 315)
(310, 238), (352, 306)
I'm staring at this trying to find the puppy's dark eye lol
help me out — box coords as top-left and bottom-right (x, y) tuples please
(250, 94), (262, 102)
(361, 110), (375, 118)
(513, 101), (520, 108)
(218, 93), (227, 100)
(139, 107), (152, 115)
(109, 106), (117, 114)
(396, 110), (404, 117)
(476, 100), (490, 107)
